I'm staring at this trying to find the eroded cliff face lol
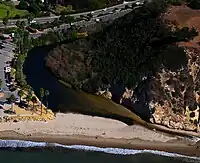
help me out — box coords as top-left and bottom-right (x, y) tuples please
(119, 48), (200, 131)
(118, 6), (200, 131)
(45, 3), (200, 132)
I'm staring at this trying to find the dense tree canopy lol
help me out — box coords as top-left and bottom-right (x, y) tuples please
(46, 0), (198, 94)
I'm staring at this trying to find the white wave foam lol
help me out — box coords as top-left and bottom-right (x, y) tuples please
(0, 139), (199, 162)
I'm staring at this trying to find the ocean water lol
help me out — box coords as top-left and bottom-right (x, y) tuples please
(0, 140), (199, 163)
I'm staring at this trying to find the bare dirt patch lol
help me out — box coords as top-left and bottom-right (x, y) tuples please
(164, 5), (200, 49)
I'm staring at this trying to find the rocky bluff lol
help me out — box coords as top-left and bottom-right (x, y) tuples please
(45, 1), (200, 132)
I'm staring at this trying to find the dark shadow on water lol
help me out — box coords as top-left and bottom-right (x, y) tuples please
(0, 148), (194, 163)
(23, 46), (134, 125)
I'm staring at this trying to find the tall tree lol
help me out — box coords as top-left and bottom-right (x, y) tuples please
(40, 88), (44, 115)
(6, 11), (10, 17)
(31, 96), (37, 111)
(27, 14), (34, 25)
(3, 17), (8, 28)
(18, 90), (24, 103)
(45, 90), (49, 114)
(26, 93), (32, 109)
(15, 21), (26, 54)
(16, 20), (21, 28)
(8, 94), (16, 111)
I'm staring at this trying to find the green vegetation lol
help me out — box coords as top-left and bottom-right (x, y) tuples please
(44, 89), (49, 113)
(46, 0), (198, 93)
(17, 0), (50, 17)
(8, 94), (16, 111)
(13, 17), (79, 92)
(87, 0), (107, 10)
(0, 2), (29, 19)
(18, 89), (24, 102)
(45, 0), (198, 123)
(39, 88), (44, 115)
(54, 4), (74, 15)
(167, 0), (200, 9)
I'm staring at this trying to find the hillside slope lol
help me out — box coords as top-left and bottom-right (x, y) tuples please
(45, 1), (200, 132)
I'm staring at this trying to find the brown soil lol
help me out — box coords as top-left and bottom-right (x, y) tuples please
(164, 5), (200, 49)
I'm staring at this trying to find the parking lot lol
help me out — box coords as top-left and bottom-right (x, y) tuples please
(0, 40), (18, 104)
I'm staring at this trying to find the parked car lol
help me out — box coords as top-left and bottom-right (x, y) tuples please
(5, 61), (11, 64)
(123, 1), (128, 4)
(9, 87), (16, 92)
(15, 98), (20, 103)
(30, 20), (37, 24)
(95, 18), (100, 22)
(6, 83), (13, 87)
(113, 8), (120, 12)
(18, 102), (28, 108)
(87, 13), (93, 18)
(108, 11), (114, 14)
(136, 2), (143, 5)
(4, 110), (16, 115)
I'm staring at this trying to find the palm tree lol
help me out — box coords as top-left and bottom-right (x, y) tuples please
(3, 17), (8, 28)
(40, 88), (44, 115)
(6, 11), (9, 18)
(27, 14), (34, 25)
(45, 90), (49, 114)
(31, 96), (37, 111)
(26, 93), (32, 109)
(18, 90), (24, 103)
(8, 94), (16, 112)
(26, 85), (32, 92)
(16, 20), (21, 28)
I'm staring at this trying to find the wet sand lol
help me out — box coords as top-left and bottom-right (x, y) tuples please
(0, 113), (199, 157)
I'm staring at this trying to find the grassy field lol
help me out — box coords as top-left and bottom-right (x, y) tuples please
(0, 3), (29, 19)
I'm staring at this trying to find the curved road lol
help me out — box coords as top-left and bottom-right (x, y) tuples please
(0, 1), (142, 28)
(30, 6), (142, 39)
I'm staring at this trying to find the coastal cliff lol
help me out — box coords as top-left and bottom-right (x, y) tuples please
(45, 1), (200, 132)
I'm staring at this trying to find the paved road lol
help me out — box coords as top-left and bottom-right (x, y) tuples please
(0, 1), (141, 28)
(30, 6), (142, 39)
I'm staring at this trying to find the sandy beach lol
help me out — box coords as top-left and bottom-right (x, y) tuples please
(0, 113), (199, 156)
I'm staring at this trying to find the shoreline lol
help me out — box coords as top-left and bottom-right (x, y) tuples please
(0, 113), (199, 157)
(0, 131), (199, 157)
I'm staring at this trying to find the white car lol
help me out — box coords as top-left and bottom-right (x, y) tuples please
(136, 2), (142, 5)
(5, 67), (11, 73)
(95, 18), (100, 22)
(90, 11), (94, 14)
(6, 82), (13, 86)
(102, 8), (107, 11)
(15, 98), (20, 103)
(123, 1), (128, 4)
(30, 20), (36, 24)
